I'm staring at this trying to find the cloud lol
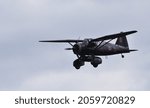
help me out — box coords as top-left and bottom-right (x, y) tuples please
(18, 68), (149, 91)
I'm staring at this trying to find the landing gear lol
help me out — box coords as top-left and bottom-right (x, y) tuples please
(73, 59), (84, 69)
(91, 57), (102, 68)
(91, 63), (98, 68)
(73, 56), (103, 69)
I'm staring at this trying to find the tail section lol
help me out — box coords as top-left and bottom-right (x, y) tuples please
(115, 31), (138, 53)
(115, 36), (138, 52)
(115, 36), (129, 48)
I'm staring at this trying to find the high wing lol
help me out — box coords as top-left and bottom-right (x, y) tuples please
(39, 30), (137, 43)
(91, 30), (137, 42)
(39, 39), (83, 43)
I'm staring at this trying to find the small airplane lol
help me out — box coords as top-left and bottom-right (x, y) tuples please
(39, 30), (138, 69)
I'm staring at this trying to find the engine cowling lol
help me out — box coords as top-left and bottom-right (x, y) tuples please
(73, 43), (87, 55)
(73, 44), (80, 54)
(72, 39), (97, 55)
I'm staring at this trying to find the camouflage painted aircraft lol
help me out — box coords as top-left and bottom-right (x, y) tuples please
(39, 30), (137, 69)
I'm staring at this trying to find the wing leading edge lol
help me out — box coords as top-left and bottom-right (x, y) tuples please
(39, 30), (137, 43)
(39, 39), (83, 43)
(91, 30), (137, 42)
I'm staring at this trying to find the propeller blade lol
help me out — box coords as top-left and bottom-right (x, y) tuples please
(65, 48), (73, 50)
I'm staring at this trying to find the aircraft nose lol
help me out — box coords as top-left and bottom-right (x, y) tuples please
(73, 44), (80, 54)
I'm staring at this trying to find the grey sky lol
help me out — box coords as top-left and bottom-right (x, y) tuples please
(0, 0), (149, 90)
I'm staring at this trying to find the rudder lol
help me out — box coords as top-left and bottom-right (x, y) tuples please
(115, 36), (129, 48)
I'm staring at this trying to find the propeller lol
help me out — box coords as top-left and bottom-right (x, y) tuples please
(65, 48), (73, 50)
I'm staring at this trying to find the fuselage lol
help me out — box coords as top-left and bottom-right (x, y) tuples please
(75, 41), (130, 56)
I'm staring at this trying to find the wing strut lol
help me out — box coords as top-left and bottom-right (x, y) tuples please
(68, 42), (73, 46)
(95, 39), (113, 50)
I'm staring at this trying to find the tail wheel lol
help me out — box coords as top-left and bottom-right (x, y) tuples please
(121, 54), (124, 58)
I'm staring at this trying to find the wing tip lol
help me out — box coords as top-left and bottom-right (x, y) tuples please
(39, 41), (48, 42)
(131, 30), (138, 33)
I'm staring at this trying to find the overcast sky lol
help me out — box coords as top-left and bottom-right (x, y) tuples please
(0, 0), (150, 90)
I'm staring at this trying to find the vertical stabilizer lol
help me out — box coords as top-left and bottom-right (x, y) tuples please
(115, 36), (129, 48)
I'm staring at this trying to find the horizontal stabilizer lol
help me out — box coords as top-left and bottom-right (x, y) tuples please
(129, 49), (138, 52)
